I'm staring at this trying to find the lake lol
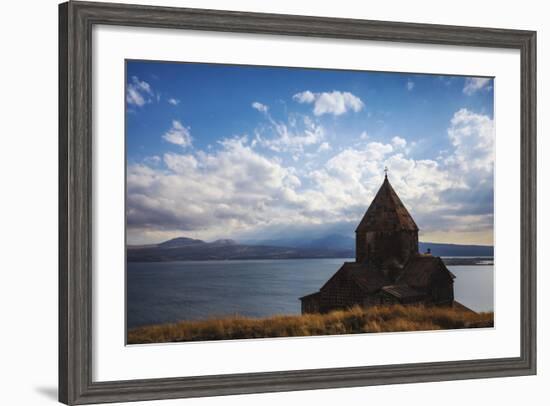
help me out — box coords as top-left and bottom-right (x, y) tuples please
(127, 258), (494, 329)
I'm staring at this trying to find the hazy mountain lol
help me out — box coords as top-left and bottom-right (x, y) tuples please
(249, 234), (355, 250)
(157, 237), (205, 248)
(209, 239), (238, 246)
(127, 237), (352, 262)
(127, 235), (493, 262)
(251, 235), (493, 256)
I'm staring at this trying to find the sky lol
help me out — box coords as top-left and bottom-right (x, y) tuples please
(126, 60), (494, 246)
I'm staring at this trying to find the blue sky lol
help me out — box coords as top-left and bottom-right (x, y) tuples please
(126, 60), (494, 245)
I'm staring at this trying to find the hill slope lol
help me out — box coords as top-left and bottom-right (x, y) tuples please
(127, 304), (494, 344)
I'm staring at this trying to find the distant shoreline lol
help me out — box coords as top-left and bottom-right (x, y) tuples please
(127, 237), (494, 263)
(441, 257), (493, 266)
(127, 256), (493, 266)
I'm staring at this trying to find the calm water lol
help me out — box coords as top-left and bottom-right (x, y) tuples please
(127, 258), (494, 329)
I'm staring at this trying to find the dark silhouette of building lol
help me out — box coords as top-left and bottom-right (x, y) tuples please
(300, 173), (455, 314)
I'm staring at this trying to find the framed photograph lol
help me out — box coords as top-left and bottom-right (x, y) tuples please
(59, 1), (536, 404)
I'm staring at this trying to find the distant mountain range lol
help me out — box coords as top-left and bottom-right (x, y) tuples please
(127, 235), (493, 262)
(246, 234), (356, 250)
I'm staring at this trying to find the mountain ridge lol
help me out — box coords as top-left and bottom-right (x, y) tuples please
(127, 235), (493, 262)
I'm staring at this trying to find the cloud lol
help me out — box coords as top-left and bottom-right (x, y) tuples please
(252, 102), (269, 112)
(126, 87), (145, 107)
(406, 80), (415, 91)
(168, 98), (180, 106)
(162, 120), (192, 148)
(259, 119), (324, 155)
(306, 142), (460, 241)
(127, 136), (306, 241)
(445, 108), (494, 174)
(132, 76), (153, 95)
(254, 110), (326, 155)
(126, 76), (154, 106)
(286, 109), (493, 241)
(391, 136), (407, 148)
(317, 142), (331, 152)
(143, 155), (161, 166)
(292, 91), (315, 104)
(463, 77), (492, 95)
(128, 108), (494, 245)
(359, 131), (369, 140)
(163, 153), (198, 173)
(293, 90), (364, 116)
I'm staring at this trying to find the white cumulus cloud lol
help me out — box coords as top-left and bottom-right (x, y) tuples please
(292, 90), (315, 104)
(127, 136), (307, 241)
(293, 90), (364, 116)
(168, 98), (180, 106)
(392, 136), (407, 148)
(127, 107), (494, 245)
(445, 108), (494, 174)
(162, 120), (192, 148)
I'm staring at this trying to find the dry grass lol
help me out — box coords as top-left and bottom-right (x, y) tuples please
(127, 304), (494, 344)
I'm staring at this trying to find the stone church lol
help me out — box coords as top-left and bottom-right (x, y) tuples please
(300, 173), (456, 314)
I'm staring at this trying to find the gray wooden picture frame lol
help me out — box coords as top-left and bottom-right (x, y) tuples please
(59, 1), (537, 404)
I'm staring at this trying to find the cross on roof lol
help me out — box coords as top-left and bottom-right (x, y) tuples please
(384, 166), (388, 178)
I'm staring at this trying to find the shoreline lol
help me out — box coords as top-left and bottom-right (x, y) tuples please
(127, 256), (493, 266)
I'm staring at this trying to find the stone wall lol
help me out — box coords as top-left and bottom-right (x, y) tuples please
(356, 229), (418, 265)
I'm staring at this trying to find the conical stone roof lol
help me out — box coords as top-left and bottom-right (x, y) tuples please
(356, 176), (418, 232)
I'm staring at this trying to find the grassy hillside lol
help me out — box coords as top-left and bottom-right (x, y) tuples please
(127, 305), (494, 344)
